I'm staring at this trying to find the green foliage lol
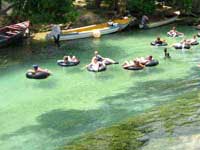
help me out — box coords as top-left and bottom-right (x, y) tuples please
(5, 0), (78, 23)
(127, 0), (155, 14)
(166, 0), (192, 13)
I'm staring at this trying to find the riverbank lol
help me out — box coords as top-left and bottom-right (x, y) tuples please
(63, 90), (200, 150)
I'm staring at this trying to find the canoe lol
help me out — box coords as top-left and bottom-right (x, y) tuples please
(139, 11), (180, 29)
(0, 21), (30, 48)
(47, 17), (132, 41)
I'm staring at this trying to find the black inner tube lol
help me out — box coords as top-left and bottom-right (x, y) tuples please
(145, 60), (159, 67)
(26, 71), (50, 79)
(191, 41), (199, 46)
(123, 66), (144, 70)
(167, 32), (183, 37)
(151, 41), (168, 46)
(87, 64), (106, 72)
(174, 44), (190, 49)
(57, 60), (80, 67)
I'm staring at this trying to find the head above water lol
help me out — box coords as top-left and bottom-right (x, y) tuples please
(134, 60), (139, 64)
(172, 26), (176, 30)
(148, 55), (153, 60)
(33, 64), (38, 70)
(63, 56), (68, 61)
(164, 48), (167, 53)
(157, 37), (161, 40)
(93, 58), (98, 63)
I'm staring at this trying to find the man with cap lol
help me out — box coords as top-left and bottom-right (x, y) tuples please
(29, 64), (51, 74)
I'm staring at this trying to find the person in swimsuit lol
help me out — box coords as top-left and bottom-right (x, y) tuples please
(92, 51), (118, 64)
(28, 65), (51, 74)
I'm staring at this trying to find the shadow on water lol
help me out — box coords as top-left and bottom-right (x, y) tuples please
(1, 62), (200, 148)
(0, 107), (132, 142)
(31, 78), (58, 89)
(57, 66), (84, 75)
(99, 66), (200, 108)
(0, 35), (126, 66)
(128, 67), (166, 78)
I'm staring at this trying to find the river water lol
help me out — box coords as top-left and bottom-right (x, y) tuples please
(0, 25), (200, 150)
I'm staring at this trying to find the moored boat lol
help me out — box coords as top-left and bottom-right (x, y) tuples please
(47, 17), (132, 41)
(0, 21), (30, 48)
(139, 11), (180, 29)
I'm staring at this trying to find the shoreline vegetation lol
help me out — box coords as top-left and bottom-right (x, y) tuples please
(63, 90), (200, 150)
(1, 1), (200, 34)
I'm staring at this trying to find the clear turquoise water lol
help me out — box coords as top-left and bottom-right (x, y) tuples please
(0, 25), (200, 150)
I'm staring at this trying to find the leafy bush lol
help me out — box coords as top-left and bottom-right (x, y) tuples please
(5, 0), (78, 23)
(127, 0), (155, 14)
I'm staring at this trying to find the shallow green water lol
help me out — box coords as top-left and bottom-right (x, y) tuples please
(0, 25), (200, 150)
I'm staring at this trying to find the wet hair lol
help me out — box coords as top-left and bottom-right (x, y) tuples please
(63, 56), (68, 61)
(164, 48), (167, 53)
(33, 64), (38, 70)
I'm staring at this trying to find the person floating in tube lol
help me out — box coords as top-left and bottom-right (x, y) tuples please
(28, 64), (51, 74)
(154, 37), (166, 45)
(93, 50), (118, 65)
(168, 26), (184, 37)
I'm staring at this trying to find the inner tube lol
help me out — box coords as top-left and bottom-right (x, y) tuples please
(167, 32), (184, 37)
(145, 60), (159, 67)
(57, 60), (80, 67)
(26, 71), (50, 79)
(173, 44), (190, 49)
(190, 41), (199, 46)
(87, 64), (106, 72)
(123, 66), (144, 71)
(151, 41), (168, 46)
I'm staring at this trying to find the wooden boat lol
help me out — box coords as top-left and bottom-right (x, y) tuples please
(0, 21), (30, 48)
(47, 17), (132, 41)
(139, 11), (180, 29)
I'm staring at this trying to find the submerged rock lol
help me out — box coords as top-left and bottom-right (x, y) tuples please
(137, 135), (149, 143)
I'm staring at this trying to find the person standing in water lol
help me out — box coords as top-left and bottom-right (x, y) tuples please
(51, 24), (61, 47)
(141, 15), (149, 29)
(164, 48), (171, 59)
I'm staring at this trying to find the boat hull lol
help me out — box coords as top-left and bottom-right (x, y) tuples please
(60, 26), (120, 41)
(0, 32), (24, 48)
(47, 17), (131, 41)
(0, 21), (30, 48)
(139, 12), (180, 29)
